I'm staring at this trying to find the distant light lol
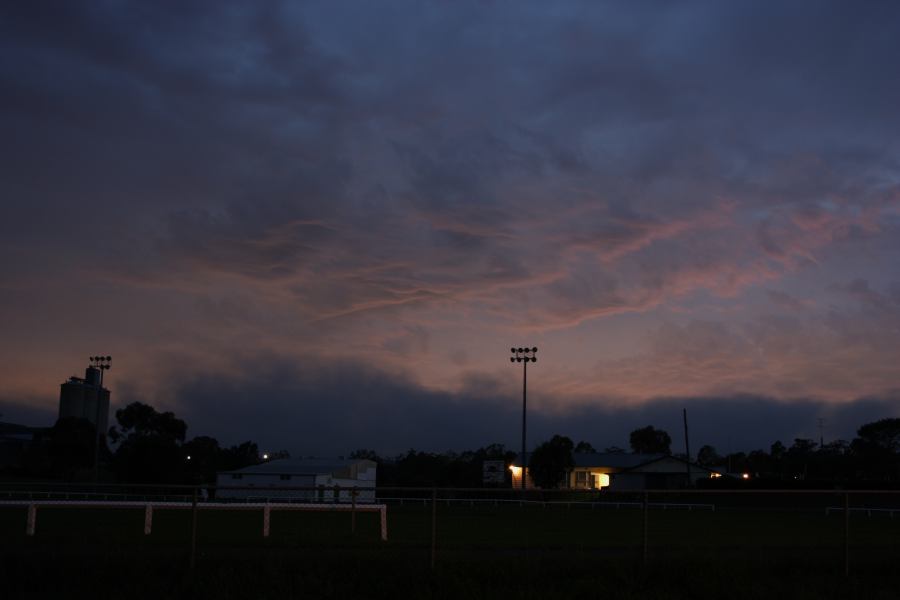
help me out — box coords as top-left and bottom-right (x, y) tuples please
(710, 472), (722, 478)
(742, 473), (750, 480)
(186, 455), (191, 461)
(509, 465), (522, 476)
(263, 453), (269, 460)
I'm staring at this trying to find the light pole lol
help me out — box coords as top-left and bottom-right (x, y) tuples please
(91, 355), (111, 482)
(510, 347), (537, 491)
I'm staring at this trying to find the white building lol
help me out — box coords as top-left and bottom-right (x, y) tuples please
(216, 458), (377, 502)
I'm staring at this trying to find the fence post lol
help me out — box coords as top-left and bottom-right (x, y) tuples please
(144, 505), (153, 535)
(189, 487), (199, 572)
(351, 488), (357, 534)
(26, 504), (36, 536)
(844, 492), (850, 577)
(641, 491), (649, 569)
(431, 487), (437, 570)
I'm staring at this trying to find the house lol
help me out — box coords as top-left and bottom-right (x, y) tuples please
(511, 452), (717, 490)
(216, 458), (377, 502)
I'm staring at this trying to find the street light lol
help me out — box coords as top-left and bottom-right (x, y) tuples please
(510, 346), (537, 490)
(90, 355), (111, 482)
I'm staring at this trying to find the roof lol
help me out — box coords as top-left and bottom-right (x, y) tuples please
(512, 452), (715, 473)
(573, 452), (666, 469)
(219, 458), (376, 476)
(618, 454), (718, 474)
(0, 422), (47, 440)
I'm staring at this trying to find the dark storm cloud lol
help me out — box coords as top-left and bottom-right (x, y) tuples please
(162, 357), (899, 456)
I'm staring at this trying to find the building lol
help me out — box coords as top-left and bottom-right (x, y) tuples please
(216, 458), (377, 502)
(511, 452), (717, 490)
(0, 422), (49, 470)
(58, 365), (110, 433)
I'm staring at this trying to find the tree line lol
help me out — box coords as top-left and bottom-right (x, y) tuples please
(7, 401), (900, 488)
(523, 419), (900, 489)
(8, 402), (275, 484)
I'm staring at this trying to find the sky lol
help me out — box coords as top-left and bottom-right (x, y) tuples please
(1, 1), (899, 456)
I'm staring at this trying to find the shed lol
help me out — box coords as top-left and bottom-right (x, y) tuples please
(216, 458), (376, 502)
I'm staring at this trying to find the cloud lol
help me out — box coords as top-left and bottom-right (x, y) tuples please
(1, 1), (900, 435)
(142, 356), (900, 456)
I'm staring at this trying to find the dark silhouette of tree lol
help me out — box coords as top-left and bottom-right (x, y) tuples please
(528, 435), (574, 489)
(218, 441), (261, 472)
(110, 402), (187, 444)
(629, 426), (671, 454)
(110, 402), (188, 483)
(47, 417), (97, 479)
(182, 435), (221, 483)
(697, 444), (723, 466)
(851, 418), (900, 481)
(856, 418), (900, 453)
(349, 449), (380, 461)
(770, 441), (787, 460)
(574, 441), (596, 454)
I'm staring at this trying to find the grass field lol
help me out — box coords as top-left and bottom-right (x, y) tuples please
(3, 501), (900, 599)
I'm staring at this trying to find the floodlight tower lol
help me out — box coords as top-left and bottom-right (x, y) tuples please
(510, 347), (537, 490)
(90, 355), (111, 482)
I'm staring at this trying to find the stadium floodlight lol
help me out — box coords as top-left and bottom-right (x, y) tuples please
(509, 346), (537, 491)
(90, 355), (112, 482)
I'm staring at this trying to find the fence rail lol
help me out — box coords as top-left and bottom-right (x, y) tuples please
(4, 482), (900, 578)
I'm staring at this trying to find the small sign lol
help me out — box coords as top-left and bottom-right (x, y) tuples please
(482, 460), (506, 484)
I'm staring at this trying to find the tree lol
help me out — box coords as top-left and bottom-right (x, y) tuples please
(110, 402), (187, 444)
(47, 417), (97, 479)
(770, 441), (787, 460)
(218, 441), (261, 472)
(349, 449), (380, 462)
(789, 439), (818, 455)
(110, 402), (188, 483)
(629, 426), (671, 454)
(574, 441), (596, 454)
(528, 435), (574, 489)
(697, 445), (722, 466)
(856, 418), (900, 454)
(182, 435), (221, 483)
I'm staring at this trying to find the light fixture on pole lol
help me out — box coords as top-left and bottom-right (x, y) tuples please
(90, 355), (111, 482)
(510, 346), (537, 491)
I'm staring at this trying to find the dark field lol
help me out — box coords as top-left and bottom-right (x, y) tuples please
(3, 500), (900, 599)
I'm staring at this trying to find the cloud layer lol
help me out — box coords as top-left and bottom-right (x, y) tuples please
(1, 1), (899, 452)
